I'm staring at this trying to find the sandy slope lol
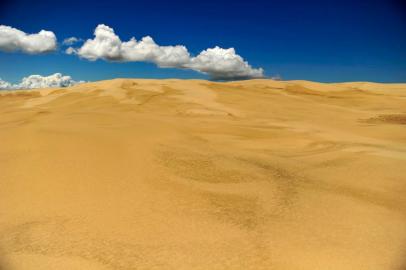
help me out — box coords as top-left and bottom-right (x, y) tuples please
(0, 79), (405, 270)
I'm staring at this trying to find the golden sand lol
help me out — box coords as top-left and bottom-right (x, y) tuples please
(1, 79), (405, 270)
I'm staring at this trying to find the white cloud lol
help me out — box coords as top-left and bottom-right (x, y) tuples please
(0, 73), (82, 90)
(0, 25), (57, 54)
(65, 46), (76, 55)
(62, 37), (81, 46)
(121, 36), (190, 67)
(69, 24), (264, 80)
(0, 78), (12, 89)
(75, 24), (190, 67)
(187, 47), (264, 80)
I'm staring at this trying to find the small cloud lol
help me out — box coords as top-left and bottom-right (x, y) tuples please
(0, 25), (57, 54)
(68, 24), (264, 80)
(0, 73), (82, 90)
(62, 37), (81, 46)
(65, 47), (77, 55)
(271, 74), (282, 81)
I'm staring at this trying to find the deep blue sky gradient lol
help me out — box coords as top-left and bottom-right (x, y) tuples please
(1, 0), (405, 82)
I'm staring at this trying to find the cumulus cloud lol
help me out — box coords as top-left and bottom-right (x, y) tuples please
(0, 25), (57, 54)
(69, 24), (264, 80)
(0, 78), (12, 89)
(187, 47), (264, 80)
(0, 73), (82, 90)
(73, 24), (190, 67)
(62, 37), (81, 46)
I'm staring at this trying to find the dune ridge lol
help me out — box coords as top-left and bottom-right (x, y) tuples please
(1, 79), (406, 270)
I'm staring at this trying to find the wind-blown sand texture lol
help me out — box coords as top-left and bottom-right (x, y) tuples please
(1, 79), (406, 270)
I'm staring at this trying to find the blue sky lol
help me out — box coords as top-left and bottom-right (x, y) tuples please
(1, 0), (405, 83)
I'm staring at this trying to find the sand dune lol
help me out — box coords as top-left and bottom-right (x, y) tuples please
(0, 79), (405, 270)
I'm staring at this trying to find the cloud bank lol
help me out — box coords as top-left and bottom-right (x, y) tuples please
(68, 24), (264, 80)
(0, 73), (82, 90)
(0, 25), (57, 54)
(0, 24), (265, 80)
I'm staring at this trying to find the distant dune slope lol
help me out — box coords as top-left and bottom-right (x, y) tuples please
(1, 79), (406, 270)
